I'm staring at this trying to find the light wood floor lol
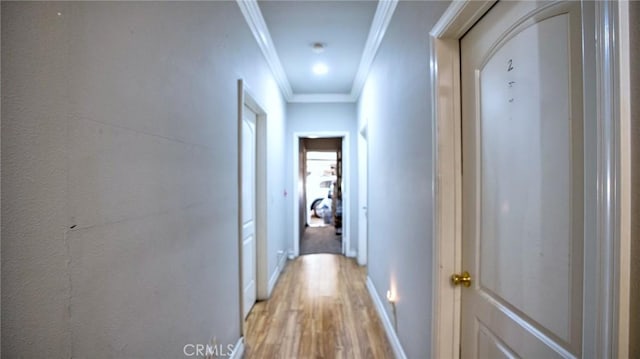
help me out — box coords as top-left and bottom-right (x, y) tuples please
(244, 254), (394, 358)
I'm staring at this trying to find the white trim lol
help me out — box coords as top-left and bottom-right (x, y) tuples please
(430, 1), (496, 39)
(366, 277), (407, 359)
(268, 251), (288, 296)
(592, 2), (626, 357)
(429, 37), (462, 359)
(429, 3), (494, 359)
(237, 0), (397, 103)
(289, 93), (355, 103)
(236, 0), (293, 101)
(229, 337), (245, 359)
(616, 1), (631, 357)
(350, 0), (398, 99)
(268, 268), (279, 298)
(346, 249), (357, 258)
(292, 131), (350, 258)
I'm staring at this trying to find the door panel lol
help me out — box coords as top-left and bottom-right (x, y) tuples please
(478, 12), (576, 342)
(461, 2), (584, 358)
(476, 321), (518, 359)
(242, 105), (257, 319)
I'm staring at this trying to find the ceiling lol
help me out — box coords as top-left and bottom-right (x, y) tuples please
(238, 0), (397, 102)
(258, 1), (377, 95)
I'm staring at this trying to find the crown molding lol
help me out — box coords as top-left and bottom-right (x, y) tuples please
(350, 0), (399, 100)
(289, 93), (356, 103)
(237, 0), (397, 103)
(430, 0), (496, 39)
(236, 0), (293, 100)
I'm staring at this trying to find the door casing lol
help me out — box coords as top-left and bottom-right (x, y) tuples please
(429, 2), (632, 358)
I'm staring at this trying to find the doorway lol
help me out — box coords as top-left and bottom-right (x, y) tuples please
(305, 150), (338, 229)
(292, 132), (351, 258)
(357, 123), (368, 266)
(298, 138), (342, 255)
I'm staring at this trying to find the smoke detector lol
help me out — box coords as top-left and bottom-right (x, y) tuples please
(311, 42), (326, 54)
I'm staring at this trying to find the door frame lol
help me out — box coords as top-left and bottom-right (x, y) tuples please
(429, 2), (632, 358)
(237, 79), (269, 333)
(292, 131), (351, 258)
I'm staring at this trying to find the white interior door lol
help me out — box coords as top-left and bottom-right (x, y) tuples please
(358, 125), (368, 265)
(460, 1), (585, 357)
(242, 105), (257, 319)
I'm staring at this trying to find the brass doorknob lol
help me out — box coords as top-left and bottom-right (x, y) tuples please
(451, 271), (472, 287)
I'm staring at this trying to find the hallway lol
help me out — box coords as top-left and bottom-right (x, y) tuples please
(1, 1), (636, 358)
(245, 255), (393, 358)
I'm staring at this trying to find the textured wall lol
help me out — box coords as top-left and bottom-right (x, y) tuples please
(1, 2), (287, 357)
(286, 103), (359, 256)
(357, 2), (449, 357)
(629, 1), (640, 356)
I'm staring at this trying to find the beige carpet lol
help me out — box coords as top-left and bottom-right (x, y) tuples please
(299, 225), (342, 255)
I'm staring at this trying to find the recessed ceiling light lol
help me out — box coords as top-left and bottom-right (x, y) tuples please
(311, 42), (326, 54)
(312, 63), (329, 75)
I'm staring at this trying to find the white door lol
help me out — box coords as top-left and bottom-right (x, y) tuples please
(460, 1), (586, 357)
(358, 125), (368, 266)
(241, 105), (257, 319)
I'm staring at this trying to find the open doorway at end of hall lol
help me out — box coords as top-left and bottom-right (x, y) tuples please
(299, 137), (343, 256)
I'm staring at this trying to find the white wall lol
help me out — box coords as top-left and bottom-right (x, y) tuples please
(286, 103), (358, 256)
(1, 2), (287, 357)
(357, 1), (449, 358)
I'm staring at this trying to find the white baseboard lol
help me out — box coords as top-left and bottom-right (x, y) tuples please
(366, 276), (407, 359)
(342, 236), (357, 258)
(268, 265), (279, 296)
(229, 337), (245, 359)
(268, 251), (288, 296)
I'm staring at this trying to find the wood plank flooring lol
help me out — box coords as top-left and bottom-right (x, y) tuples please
(244, 254), (394, 359)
